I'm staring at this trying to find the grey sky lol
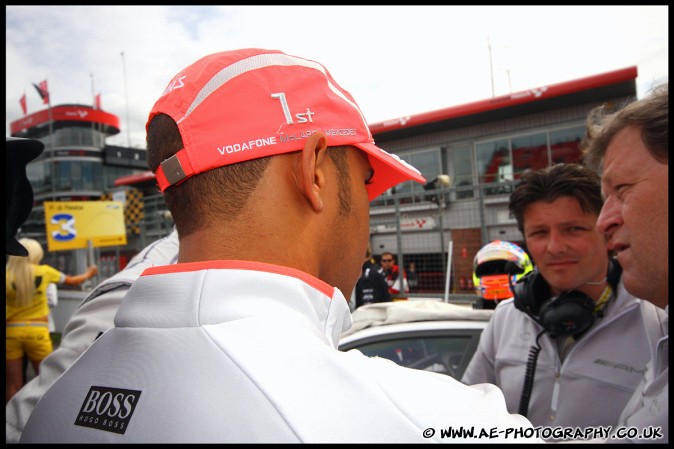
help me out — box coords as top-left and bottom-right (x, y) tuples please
(6, 5), (668, 148)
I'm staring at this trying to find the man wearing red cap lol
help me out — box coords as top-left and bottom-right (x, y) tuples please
(21, 49), (540, 443)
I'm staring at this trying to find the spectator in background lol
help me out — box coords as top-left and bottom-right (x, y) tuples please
(21, 48), (540, 443)
(462, 163), (666, 441)
(354, 244), (390, 308)
(406, 262), (418, 292)
(582, 83), (668, 443)
(380, 251), (409, 299)
(6, 238), (97, 403)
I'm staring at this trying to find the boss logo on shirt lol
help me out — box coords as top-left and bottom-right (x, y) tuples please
(74, 386), (142, 435)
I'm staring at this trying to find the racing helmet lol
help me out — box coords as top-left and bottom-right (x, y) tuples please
(473, 240), (533, 301)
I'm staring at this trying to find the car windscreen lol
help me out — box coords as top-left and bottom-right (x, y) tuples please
(342, 333), (479, 380)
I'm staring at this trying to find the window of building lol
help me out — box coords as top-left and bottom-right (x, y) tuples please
(511, 132), (548, 178)
(26, 160), (49, 194)
(54, 126), (100, 147)
(549, 126), (584, 164)
(81, 162), (102, 191)
(54, 161), (71, 191)
(53, 160), (105, 192)
(104, 166), (137, 190)
(475, 125), (585, 196)
(398, 148), (442, 202)
(450, 145), (474, 200)
(476, 138), (511, 185)
(367, 147), (442, 206)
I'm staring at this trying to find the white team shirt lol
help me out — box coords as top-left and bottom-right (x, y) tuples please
(22, 261), (540, 443)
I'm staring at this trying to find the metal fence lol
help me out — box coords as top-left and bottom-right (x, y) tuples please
(368, 180), (522, 304)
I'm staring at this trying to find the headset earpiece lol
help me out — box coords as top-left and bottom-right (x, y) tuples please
(512, 267), (597, 339)
(538, 292), (595, 339)
(513, 269), (549, 323)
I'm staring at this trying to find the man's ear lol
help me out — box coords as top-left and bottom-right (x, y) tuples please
(296, 132), (328, 212)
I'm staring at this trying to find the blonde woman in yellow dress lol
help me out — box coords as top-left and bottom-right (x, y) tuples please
(5, 238), (97, 403)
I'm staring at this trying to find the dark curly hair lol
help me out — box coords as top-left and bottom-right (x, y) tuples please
(509, 163), (603, 235)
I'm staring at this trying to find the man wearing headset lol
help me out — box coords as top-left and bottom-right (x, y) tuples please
(462, 163), (667, 441)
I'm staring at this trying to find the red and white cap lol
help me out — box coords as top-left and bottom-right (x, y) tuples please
(148, 48), (425, 200)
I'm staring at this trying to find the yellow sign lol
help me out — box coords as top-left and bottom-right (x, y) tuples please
(44, 201), (127, 251)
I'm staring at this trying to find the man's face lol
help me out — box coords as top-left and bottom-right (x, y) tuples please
(596, 126), (669, 308)
(523, 196), (608, 296)
(380, 255), (395, 271)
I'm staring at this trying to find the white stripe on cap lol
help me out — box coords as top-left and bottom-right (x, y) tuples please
(178, 52), (371, 138)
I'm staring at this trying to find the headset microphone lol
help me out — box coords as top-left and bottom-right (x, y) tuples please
(585, 277), (608, 285)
